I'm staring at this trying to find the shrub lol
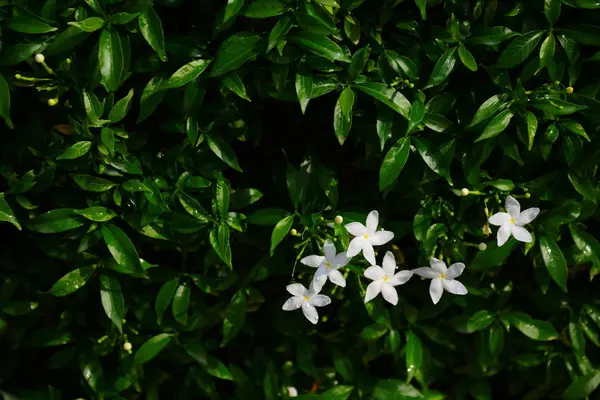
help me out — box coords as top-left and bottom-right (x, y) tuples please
(1, 0), (600, 398)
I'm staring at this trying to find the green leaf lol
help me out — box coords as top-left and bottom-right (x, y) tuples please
(526, 111), (538, 151)
(569, 321), (586, 355)
(111, 12), (141, 25)
(68, 17), (105, 32)
(334, 87), (355, 145)
(458, 45), (478, 71)
(0, 43), (47, 66)
(164, 60), (212, 89)
(538, 203), (581, 229)
(101, 224), (142, 274)
(405, 330), (423, 382)
(296, 65), (313, 114)
(223, 0), (245, 23)
(267, 15), (293, 53)
(379, 137), (411, 191)
(567, 172), (597, 201)
(71, 174), (116, 192)
(155, 278), (179, 325)
(134, 334), (172, 365)
(230, 188), (263, 209)
(99, 274), (125, 333)
(412, 137), (453, 186)
(243, 0), (287, 18)
(45, 26), (91, 56)
(319, 386), (354, 400)
(108, 89), (134, 123)
(450, 310), (495, 333)
(138, 77), (167, 123)
(216, 174), (230, 218)
(470, 240), (517, 271)
(530, 99), (586, 115)
(475, 109), (514, 142)
(570, 223), (600, 265)
(289, 31), (351, 63)
(560, 120), (591, 142)
(56, 141), (93, 160)
(205, 134), (243, 172)
(79, 351), (103, 392)
(270, 215), (294, 255)
(0, 195), (22, 230)
(27, 208), (85, 233)
(210, 33), (261, 77)
(139, 7), (167, 61)
(354, 82), (410, 119)
(487, 179), (515, 191)
(360, 323), (388, 341)
(172, 283), (191, 325)
(407, 99), (425, 133)
(540, 33), (556, 68)
(372, 380), (423, 400)
(0, 73), (14, 129)
(83, 90), (103, 123)
(545, 0), (561, 24)
(539, 235), (568, 291)
(75, 207), (117, 222)
(183, 340), (233, 380)
(415, 0), (427, 19)
(563, 370), (600, 400)
(497, 31), (544, 68)
(247, 208), (289, 225)
(98, 28), (124, 92)
(470, 26), (520, 46)
(348, 45), (371, 82)
(47, 266), (95, 297)
(296, 2), (337, 36)
(178, 192), (211, 223)
(7, 15), (58, 34)
(85, 0), (105, 14)
(210, 224), (233, 268)
(425, 47), (457, 89)
(222, 290), (247, 346)
(504, 312), (559, 340)
(468, 94), (506, 127)
(222, 72), (251, 101)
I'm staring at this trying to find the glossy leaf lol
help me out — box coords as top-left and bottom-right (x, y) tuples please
(379, 137), (410, 191)
(334, 87), (355, 145)
(270, 215), (294, 255)
(497, 31), (544, 68)
(139, 7), (167, 61)
(99, 274), (125, 333)
(47, 266), (95, 297)
(134, 334), (172, 365)
(98, 29), (124, 92)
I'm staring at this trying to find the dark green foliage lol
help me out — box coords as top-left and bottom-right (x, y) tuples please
(0, 0), (600, 399)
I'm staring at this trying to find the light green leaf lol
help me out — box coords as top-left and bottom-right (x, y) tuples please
(27, 208), (85, 233)
(270, 215), (294, 255)
(75, 207), (117, 222)
(560, 119), (591, 142)
(222, 72), (251, 101)
(563, 370), (600, 400)
(172, 283), (191, 325)
(210, 33), (261, 77)
(68, 17), (105, 32)
(539, 235), (568, 291)
(425, 47), (457, 88)
(504, 312), (559, 340)
(71, 174), (116, 192)
(178, 192), (211, 223)
(101, 224), (142, 274)
(540, 33), (556, 68)
(470, 26), (520, 46)
(334, 87), (355, 145)
(354, 82), (410, 119)
(7, 15), (58, 34)
(406, 330), (423, 382)
(222, 290), (246, 346)
(243, 0), (287, 18)
(412, 137), (453, 186)
(458, 44), (478, 71)
(210, 224), (233, 268)
(267, 15), (293, 53)
(379, 137), (410, 191)
(296, 65), (313, 114)
(47, 266), (95, 297)
(497, 31), (544, 68)
(205, 134), (243, 172)
(289, 31), (351, 63)
(526, 111), (538, 151)
(468, 94), (506, 127)
(57, 141), (93, 160)
(164, 60), (212, 89)
(134, 334), (172, 365)
(139, 7), (167, 61)
(98, 28), (124, 92)
(475, 109), (514, 142)
(108, 89), (134, 123)
(99, 274), (125, 333)
(0, 195), (21, 231)
(545, 0), (561, 24)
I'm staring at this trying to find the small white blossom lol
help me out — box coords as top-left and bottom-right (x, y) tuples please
(282, 282), (331, 324)
(300, 239), (349, 291)
(412, 258), (468, 304)
(34, 54), (45, 63)
(364, 251), (413, 305)
(345, 210), (394, 265)
(286, 387), (298, 397)
(488, 196), (540, 247)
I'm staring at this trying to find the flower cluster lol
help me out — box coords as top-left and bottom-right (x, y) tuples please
(283, 196), (540, 324)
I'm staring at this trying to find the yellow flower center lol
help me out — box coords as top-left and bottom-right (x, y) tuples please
(325, 262), (332, 269)
(304, 296), (310, 301)
(509, 217), (516, 224)
(383, 276), (389, 282)
(440, 274), (446, 280)
(363, 234), (369, 239)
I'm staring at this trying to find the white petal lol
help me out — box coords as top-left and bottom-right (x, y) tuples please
(446, 263), (465, 279)
(309, 294), (331, 307)
(364, 265), (385, 281)
(429, 258), (447, 274)
(442, 279), (468, 295)
(370, 230), (394, 246)
(429, 278), (444, 304)
(282, 296), (303, 311)
(307, 279), (322, 295)
(362, 242), (376, 265)
(364, 280), (383, 303)
(366, 210), (379, 232)
(505, 196), (521, 219)
(346, 237), (365, 257)
(312, 268), (328, 292)
(381, 283), (398, 305)
(382, 251), (396, 276)
(345, 222), (366, 237)
(302, 303), (319, 324)
(411, 267), (439, 279)
(286, 283), (307, 296)
(300, 255), (325, 268)
(489, 212), (511, 226)
(332, 253), (349, 269)
(389, 270), (413, 286)
(516, 208), (540, 226)
(497, 223), (511, 247)
(511, 225), (532, 243)
(328, 270), (346, 287)
(323, 239), (336, 260)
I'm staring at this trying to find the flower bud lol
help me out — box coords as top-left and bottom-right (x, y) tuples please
(566, 87), (574, 94)
(47, 98), (59, 106)
(123, 342), (132, 351)
(334, 215), (343, 224)
(461, 188), (469, 196)
(525, 193), (531, 198)
(409, 83), (415, 88)
(290, 229), (297, 236)
(34, 54), (45, 63)
(15, 74), (22, 79)
(478, 242), (487, 251)
(286, 387), (298, 397)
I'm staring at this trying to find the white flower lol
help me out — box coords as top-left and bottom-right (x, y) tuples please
(345, 210), (394, 265)
(364, 251), (413, 305)
(286, 387), (298, 397)
(282, 282), (331, 324)
(412, 258), (468, 304)
(300, 239), (349, 291)
(488, 196), (540, 247)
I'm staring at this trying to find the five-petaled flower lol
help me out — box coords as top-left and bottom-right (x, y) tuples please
(282, 282), (331, 324)
(300, 239), (349, 291)
(412, 258), (468, 304)
(364, 251), (413, 305)
(488, 196), (540, 247)
(345, 210), (394, 265)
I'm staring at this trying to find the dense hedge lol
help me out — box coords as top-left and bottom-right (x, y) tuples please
(1, 0), (600, 398)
